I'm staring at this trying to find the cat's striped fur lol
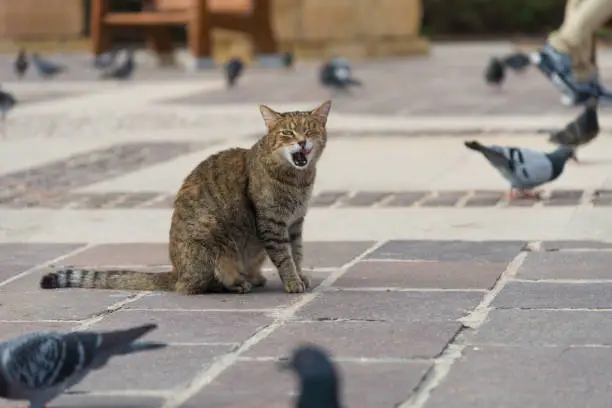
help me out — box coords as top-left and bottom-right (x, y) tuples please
(40, 101), (332, 294)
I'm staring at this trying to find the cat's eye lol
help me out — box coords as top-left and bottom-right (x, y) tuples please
(281, 129), (293, 136)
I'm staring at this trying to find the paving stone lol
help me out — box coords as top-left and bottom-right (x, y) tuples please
(112, 192), (164, 208)
(310, 190), (348, 207)
(0, 289), (134, 321)
(142, 194), (176, 209)
(419, 191), (466, 207)
(518, 251), (612, 279)
(0, 322), (77, 340)
(296, 291), (482, 322)
(425, 345), (612, 408)
(542, 198), (580, 207)
(470, 309), (612, 346)
(335, 260), (504, 289)
(549, 189), (584, 199)
(506, 198), (539, 207)
(51, 395), (164, 408)
(367, 240), (524, 263)
(384, 191), (427, 207)
(60, 243), (171, 266)
(540, 240), (612, 250)
(492, 282), (612, 309)
(463, 190), (504, 207)
(90, 310), (273, 343)
(339, 192), (391, 207)
(0, 243), (85, 283)
(73, 344), (229, 392)
(183, 360), (430, 408)
(264, 241), (375, 269)
(245, 321), (461, 359)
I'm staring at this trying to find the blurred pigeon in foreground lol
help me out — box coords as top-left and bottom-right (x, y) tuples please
(282, 51), (294, 69)
(484, 57), (505, 87)
(100, 49), (134, 80)
(280, 344), (343, 408)
(225, 57), (244, 88)
(320, 57), (362, 91)
(0, 86), (16, 121)
(14, 49), (28, 79)
(93, 49), (118, 70)
(548, 98), (599, 163)
(0, 324), (166, 408)
(464, 140), (575, 200)
(31, 53), (66, 79)
(502, 52), (531, 73)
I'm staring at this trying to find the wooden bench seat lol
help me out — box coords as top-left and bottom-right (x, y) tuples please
(91, 0), (278, 66)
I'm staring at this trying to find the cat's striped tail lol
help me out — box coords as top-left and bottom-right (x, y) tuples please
(39, 268), (176, 292)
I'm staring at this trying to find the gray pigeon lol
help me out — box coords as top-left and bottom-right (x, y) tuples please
(31, 53), (66, 79)
(0, 324), (166, 408)
(464, 140), (575, 200)
(548, 98), (599, 163)
(100, 49), (134, 80)
(0, 85), (16, 121)
(484, 57), (505, 87)
(93, 49), (119, 70)
(14, 49), (28, 79)
(279, 344), (343, 408)
(320, 57), (362, 91)
(225, 57), (244, 88)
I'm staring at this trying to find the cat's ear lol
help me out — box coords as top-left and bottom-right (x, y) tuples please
(310, 100), (332, 124)
(259, 104), (282, 130)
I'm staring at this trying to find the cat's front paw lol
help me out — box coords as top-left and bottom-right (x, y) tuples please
(283, 278), (306, 294)
(226, 280), (253, 294)
(248, 274), (268, 288)
(299, 273), (311, 289)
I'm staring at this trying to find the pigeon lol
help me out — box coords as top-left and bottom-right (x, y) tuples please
(100, 49), (134, 80)
(319, 57), (362, 91)
(225, 57), (244, 88)
(282, 51), (294, 69)
(14, 49), (28, 79)
(31, 53), (66, 79)
(279, 344), (343, 408)
(548, 98), (599, 163)
(464, 140), (575, 200)
(93, 49), (119, 70)
(502, 52), (531, 73)
(484, 57), (505, 87)
(0, 324), (166, 408)
(0, 86), (16, 121)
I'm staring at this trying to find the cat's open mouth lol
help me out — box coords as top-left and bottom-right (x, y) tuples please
(291, 147), (312, 168)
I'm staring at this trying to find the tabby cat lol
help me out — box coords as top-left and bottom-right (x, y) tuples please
(40, 100), (332, 295)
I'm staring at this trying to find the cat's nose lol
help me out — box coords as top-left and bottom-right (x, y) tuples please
(297, 140), (306, 148)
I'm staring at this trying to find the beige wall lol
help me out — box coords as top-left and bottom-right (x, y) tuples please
(0, 0), (84, 40)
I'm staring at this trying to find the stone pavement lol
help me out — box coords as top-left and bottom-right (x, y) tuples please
(0, 42), (612, 407)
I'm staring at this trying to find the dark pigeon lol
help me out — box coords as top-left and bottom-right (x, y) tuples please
(0, 324), (166, 408)
(484, 57), (505, 87)
(225, 57), (244, 88)
(502, 52), (531, 72)
(31, 53), (66, 79)
(548, 98), (599, 163)
(282, 51), (294, 69)
(464, 140), (575, 200)
(280, 344), (343, 408)
(14, 49), (28, 79)
(319, 57), (362, 91)
(100, 49), (135, 80)
(0, 85), (16, 121)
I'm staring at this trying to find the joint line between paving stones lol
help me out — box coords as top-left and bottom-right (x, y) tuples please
(513, 278), (612, 284)
(328, 287), (487, 293)
(237, 356), (433, 364)
(398, 242), (536, 408)
(73, 292), (151, 331)
(0, 243), (94, 289)
(161, 240), (388, 408)
(65, 389), (171, 398)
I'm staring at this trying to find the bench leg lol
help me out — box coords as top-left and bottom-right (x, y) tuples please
(91, 0), (112, 55)
(186, 0), (214, 69)
(146, 26), (176, 66)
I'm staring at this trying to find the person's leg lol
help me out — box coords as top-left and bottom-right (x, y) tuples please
(532, 0), (612, 105)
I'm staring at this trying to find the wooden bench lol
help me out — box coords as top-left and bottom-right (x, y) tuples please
(91, 0), (278, 62)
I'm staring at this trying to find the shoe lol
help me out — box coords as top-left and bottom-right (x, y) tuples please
(530, 45), (600, 105)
